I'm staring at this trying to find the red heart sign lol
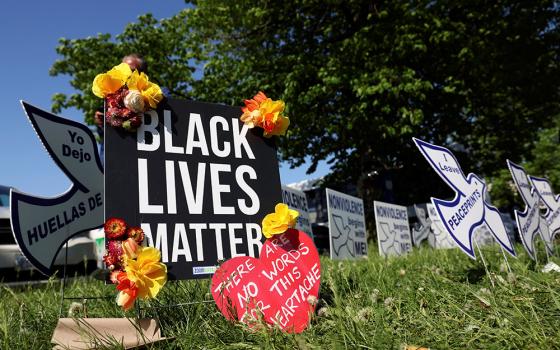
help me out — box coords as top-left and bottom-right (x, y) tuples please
(211, 229), (321, 333)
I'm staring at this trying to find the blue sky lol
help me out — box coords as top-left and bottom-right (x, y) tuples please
(0, 1), (329, 197)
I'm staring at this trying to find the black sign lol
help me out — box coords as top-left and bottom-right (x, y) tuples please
(105, 98), (282, 279)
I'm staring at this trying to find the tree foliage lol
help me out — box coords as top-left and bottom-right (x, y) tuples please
(50, 1), (560, 210)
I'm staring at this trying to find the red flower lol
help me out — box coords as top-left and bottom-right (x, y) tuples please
(104, 218), (127, 240)
(127, 226), (145, 244)
(103, 240), (125, 270)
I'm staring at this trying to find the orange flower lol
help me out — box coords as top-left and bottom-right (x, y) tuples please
(116, 272), (138, 311)
(240, 91), (290, 137)
(122, 238), (140, 260)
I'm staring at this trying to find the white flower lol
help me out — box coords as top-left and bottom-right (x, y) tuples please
(124, 90), (145, 113)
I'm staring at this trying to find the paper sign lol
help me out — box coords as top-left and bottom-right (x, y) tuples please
(105, 98), (282, 280)
(326, 188), (368, 259)
(10, 102), (104, 275)
(528, 175), (560, 241)
(507, 161), (553, 259)
(281, 186), (313, 237)
(413, 138), (516, 259)
(211, 229), (320, 333)
(411, 204), (431, 246)
(374, 201), (413, 257)
(426, 203), (456, 249)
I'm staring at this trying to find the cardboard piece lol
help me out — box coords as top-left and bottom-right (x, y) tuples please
(374, 201), (413, 257)
(326, 188), (368, 259)
(105, 98), (282, 280)
(281, 185), (313, 238)
(211, 229), (320, 333)
(413, 138), (516, 259)
(51, 318), (169, 349)
(10, 102), (104, 276)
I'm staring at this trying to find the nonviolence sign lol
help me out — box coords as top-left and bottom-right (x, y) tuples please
(281, 186), (313, 237)
(326, 188), (367, 259)
(374, 201), (413, 257)
(105, 98), (282, 279)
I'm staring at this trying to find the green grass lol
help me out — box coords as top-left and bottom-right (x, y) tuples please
(1, 243), (560, 349)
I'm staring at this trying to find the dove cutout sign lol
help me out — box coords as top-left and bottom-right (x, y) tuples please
(413, 138), (516, 259)
(10, 102), (104, 276)
(528, 176), (560, 243)
(507, 161), (554, 259)
(326, 188), (367, 259)
(374, 201), (413, 257)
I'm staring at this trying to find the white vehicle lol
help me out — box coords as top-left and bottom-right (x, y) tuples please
(0, 185), (99, 274)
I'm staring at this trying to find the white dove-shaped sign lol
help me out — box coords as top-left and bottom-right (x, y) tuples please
(10, 102), (104, 275)
(507, 161), (553, 259)
(528, 175), (560, 240)
(413, 138), (516, 259)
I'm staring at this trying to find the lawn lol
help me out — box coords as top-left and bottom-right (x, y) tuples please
(1, 243), (559, 349)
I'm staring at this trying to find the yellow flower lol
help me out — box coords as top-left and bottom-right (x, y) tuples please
(141, 82), (164, 109)
(91, 62), (132, 98)
(262, 203), (299, 238)
(127, 70), (150, 92)
(124, 247), (167, 299)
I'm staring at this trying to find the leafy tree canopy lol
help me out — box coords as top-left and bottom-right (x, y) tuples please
(50, 0), (560, 211)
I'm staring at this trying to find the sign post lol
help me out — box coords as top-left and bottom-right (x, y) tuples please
(105, 98), (282, 280)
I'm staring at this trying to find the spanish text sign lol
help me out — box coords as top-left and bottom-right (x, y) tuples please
(10, 102), (104, 276)
(374, 201), (412, 257)
(105, 98), (282, 280)
(325, 188), (367, 259)
(413, 138), (515, 259)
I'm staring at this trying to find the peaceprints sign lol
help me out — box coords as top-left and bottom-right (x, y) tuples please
(529, 175), (560, 240)
(10, 102), (104, 275)
(105, 98), (282, 279)
(281, 186), (313, 237)
(374, 201), (413, 257)
(426, 203), (456, 249)
(326, 188), (367, 259)
(507, 161), (553, 259)
(413, 138), (516, 259)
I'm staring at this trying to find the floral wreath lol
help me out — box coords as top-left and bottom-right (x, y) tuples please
(92, 63), (163, 131)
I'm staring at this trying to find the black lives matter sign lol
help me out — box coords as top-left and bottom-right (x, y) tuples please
(105, 98), (282, 279)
